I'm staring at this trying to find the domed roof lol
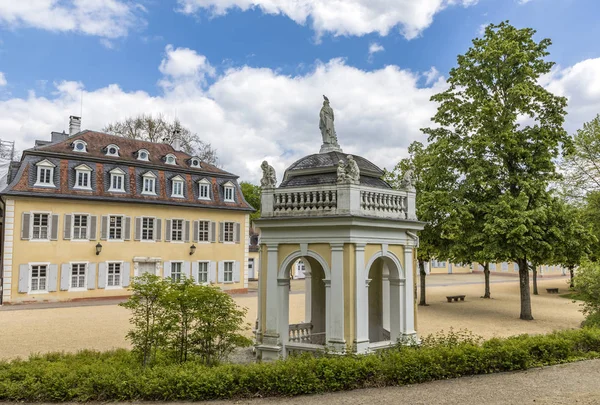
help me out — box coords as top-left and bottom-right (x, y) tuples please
(280, 151), (391, 189)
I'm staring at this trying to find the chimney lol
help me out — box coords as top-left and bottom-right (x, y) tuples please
(69, 116), (81, 136)
(172, 128), (182, 152)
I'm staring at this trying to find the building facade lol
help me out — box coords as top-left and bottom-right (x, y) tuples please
(0, 119), (253, 304)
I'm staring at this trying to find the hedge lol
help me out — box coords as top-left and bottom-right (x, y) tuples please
(1, 328), (599, 401)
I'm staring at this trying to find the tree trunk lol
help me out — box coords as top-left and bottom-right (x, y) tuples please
(532, 267), (538, 295)
(482, 262), (491, 299)
(517, 258), (534, 320)
(418, 260), (427, 306)
(569, 267), (575, 289)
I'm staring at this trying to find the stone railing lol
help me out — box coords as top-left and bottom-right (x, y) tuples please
(273, 187), (337, 214)
(360, 190), (406, 217)
(289, 322), (313, 343)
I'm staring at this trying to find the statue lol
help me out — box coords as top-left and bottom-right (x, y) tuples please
(260, 161), (277, 188)
(345, 155), (360, 184)
(336, 160), (346, 184)
(400, 168), (415, 191)
(319, 95), (340, 151)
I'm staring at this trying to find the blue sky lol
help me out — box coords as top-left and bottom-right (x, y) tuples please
(1, 0), (600, 182)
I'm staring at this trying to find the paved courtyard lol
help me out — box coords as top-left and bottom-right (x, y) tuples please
(0, 274), (583, 360)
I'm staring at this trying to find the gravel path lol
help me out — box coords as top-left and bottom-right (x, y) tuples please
(200, 359), (600, 405)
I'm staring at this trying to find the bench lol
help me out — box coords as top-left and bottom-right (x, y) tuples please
(446, 295), (466, 302)
(546, 288), (559, 294)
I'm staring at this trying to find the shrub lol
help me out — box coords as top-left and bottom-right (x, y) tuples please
(573, 261), (600, 327)
(0, 328), (599, 401)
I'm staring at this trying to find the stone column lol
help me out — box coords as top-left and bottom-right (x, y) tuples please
(328, 243), (346, 351)
(304, 268), (312, 323)
(354, 243), (369, 354)
(403, 246), (417, 338)
(259, 244), (281, 360)
(382, 266), (390, 333)
(389, 279), (404, 342)
(278, 277), (290, 357)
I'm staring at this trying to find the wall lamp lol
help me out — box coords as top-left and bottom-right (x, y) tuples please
(95, 242), (103, 256)
(189, 244), (197, 256)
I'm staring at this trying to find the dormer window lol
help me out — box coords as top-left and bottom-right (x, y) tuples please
(73, 140), (87, 153)
(108, 168), (126, 192)
(223, 181), (235, 202)
(165, 154), (177, 165)
(198, 178), (211, 200)
(34, 159), (56, 187)
(171, 175), (184, 198)
(106, 144), (120, 157)
(137, 149), (150, 161)
(74, 164), (92, 190)
(142, 171), (157, 195)
(190, 158), (200, 168)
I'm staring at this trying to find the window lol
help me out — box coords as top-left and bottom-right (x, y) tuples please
(74, 165), (92, 190)
(73, 140), (87, 152)
(490, 263), (496, 271)
(106, 144), (120, 157)
(198, 262), (209, 283)
(137, 149), (149, 161)
(190, 158), (200, 168)
(223, 222), (234, 242)
(501, 262), (509, 271)
(165, 154), (177, 165)
(109, 215), (123, 240)
(171, 262), (183, 283)
(171, 176), (184, 198)
(198, 179), (210, 200)
(171, 219), (183, 241)
(71, 263), (87, 289)
(30, 265), (48, 292)
(72, 214), (88, 240)
(32, 213), (49, 240)
(224, 262), (233, 282)
(431, 260), (446, 268)
(141, 217), (154, 241)
(142, 172), (156, 195)
(198, 220), (209, 242)
(224, 186), (234, 202)
(35, 160), (55, 187)
(109, 168), (125, 192)
(107, 262), (121, 287)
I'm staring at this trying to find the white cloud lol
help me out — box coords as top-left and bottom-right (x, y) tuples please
(0, 72), (6, 86)
(423, 67), (440, 85)
(0, 0), (146, 38)
(368, 42), (385, 55)
(176, 0), (478, 39)
(0, 49), (446, 183)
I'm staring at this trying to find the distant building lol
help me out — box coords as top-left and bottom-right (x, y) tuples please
(0, 116), (253, 304)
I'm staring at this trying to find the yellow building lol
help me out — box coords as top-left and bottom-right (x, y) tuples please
(428, 260), (472, 274)
(475, 262), (567, 276)
(0, 117), (253, 304)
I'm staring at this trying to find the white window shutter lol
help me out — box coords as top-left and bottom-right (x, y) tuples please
(100, 216), (108, 240)
(63, 214), (72, 240)
(155, 219), (162, 241)
(50, 215), (59, 241)
(48, 264), (59, 291)
(134, 217), (142, 241)
(163, 261), (171, 279)
(219, 222), (224, 243)
(165, 220), (172, 242)
(122, 262), (131, 287)
(87, 263), (97, 290)
(209, 261), (217, 283)
(184, 220), (191, 243)
(60, 264), (71, 290)
(193, 221), (199, 243)
(234, 222), (241, 244)
(233, 261), (241, 283)
(210, 221), (216, 243)
(89, 215), (97, 240)
(183, 261), (191, 280)
(97, 263), (107, 289)
(191, 261), (199, 283)
(217, 261), (224, 283)
(18, 264), (29, 292)
(124, 217), (131, 240)
(21, 213), (31, 240)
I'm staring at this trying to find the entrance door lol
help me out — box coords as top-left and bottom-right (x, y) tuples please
(139, 262), (155, 276)
(248, 258), (255, 279)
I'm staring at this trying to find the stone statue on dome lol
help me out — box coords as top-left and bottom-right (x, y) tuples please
(345, 155), (360, 184)
(260, 161), (277, 188)
(319, 95), (341, 153)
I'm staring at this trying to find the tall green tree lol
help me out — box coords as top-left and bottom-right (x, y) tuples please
(241, 182), (261, 223)
(422, 22), (570, 320)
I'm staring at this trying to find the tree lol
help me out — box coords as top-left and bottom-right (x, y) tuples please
(103, 114), (219, 166)
(422, 22), (570, 320)
(573, 261), (600, 327)
(241, 182), (261, 223)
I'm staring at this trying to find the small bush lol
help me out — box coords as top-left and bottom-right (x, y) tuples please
(0, 328), (599, 401)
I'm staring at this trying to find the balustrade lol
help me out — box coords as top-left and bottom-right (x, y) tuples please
(360, 190), (407, 217)
(273, 189), (337, 213)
